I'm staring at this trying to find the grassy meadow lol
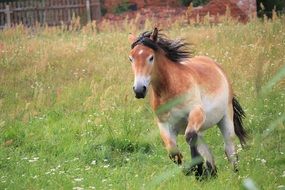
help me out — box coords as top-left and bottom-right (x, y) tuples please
(0, 17), (285, 190)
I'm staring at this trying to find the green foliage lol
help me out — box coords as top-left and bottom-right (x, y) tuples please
(180, 0), (210, 7)
(0, 17), (284, 189)
(180, 0), (192, 7)
(100, 0), (107, 16)
(114, 1), (130, 14)
(257, 0), (285, 18)
(192, 0), (210, 7)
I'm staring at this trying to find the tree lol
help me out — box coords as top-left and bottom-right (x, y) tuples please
(180, 0), (210, 7)
(257, 0), (285, 18)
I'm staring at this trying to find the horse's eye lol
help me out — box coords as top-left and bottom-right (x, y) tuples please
(128, 56), (133, 63)
(149, 55), (154, 63)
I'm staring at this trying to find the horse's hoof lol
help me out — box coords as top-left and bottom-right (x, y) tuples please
(182, 162), (218, 180)
(205, 161), (218, 177)
(169, 152), (183, 165)
(182, 162), (204, 177)
(233, 163), (239, 172)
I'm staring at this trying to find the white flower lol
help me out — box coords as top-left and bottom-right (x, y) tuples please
(74, 178), (83, 182)
(73, 187), (84, 190)
(103, 164), (110, 168)
(28, 157), (39, 163)
(91, 160), (96, 165)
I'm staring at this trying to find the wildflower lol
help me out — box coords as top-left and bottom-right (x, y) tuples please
(74, 178), (83, 182)
(28, 157), (39, 163)
(73, 157), (79, 161)
(73, 187), (84, 190)
(91, 160), (96, 165)
(261, 159), (266, 164)
(103, 164), (110, 168)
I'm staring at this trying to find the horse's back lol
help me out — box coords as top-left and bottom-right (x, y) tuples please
(183, 56), (231, 95)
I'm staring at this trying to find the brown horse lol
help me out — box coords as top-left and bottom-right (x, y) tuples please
(128, 28), (246, 178)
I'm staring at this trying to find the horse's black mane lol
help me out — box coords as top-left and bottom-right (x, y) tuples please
(131, 30), (193, 63)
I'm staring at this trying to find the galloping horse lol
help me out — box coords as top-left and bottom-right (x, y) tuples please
(128, 28), (246, 178)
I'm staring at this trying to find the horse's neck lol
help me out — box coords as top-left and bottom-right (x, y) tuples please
(151, 55), (172, 96)
(152, 54), (189, 99)
(150, 54), (195, 110)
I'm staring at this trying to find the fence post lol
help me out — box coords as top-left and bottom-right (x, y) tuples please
(95, 0), (101, 20)
(5, 4), (12, 28)
(86, 0), (91, 23)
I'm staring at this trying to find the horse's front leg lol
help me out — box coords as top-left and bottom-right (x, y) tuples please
(158, 121), (183, 165)
(185, 105), (217, 178)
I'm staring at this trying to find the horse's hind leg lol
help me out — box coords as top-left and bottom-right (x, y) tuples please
(185, 106), (217, 178)
(218, 114), (238, 171)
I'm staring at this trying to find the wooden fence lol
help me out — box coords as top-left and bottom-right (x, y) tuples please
(0, 0), (101, 29)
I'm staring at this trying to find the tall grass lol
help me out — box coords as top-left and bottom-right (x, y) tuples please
(0, 16), (284, 189)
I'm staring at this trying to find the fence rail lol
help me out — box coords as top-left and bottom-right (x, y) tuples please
(0, 0), (101, 29)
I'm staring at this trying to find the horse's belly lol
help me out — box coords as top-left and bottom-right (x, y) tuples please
(171, 107), (225, 134)
(168, 93), (228, 134)
(201, 95), (228, 130)
(202, 107), (225, 130)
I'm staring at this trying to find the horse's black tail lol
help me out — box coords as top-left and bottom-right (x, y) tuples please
(232, 96), (247, 147)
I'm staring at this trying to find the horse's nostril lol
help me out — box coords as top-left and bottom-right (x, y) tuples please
(143, 86), (146, 92)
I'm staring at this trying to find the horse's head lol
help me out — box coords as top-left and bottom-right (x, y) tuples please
(128, 28), (159, 99)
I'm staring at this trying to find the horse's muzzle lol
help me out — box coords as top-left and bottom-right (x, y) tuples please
(133, 86), (146, 99)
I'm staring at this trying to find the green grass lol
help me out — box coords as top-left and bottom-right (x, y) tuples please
(0, 18), (285, 190)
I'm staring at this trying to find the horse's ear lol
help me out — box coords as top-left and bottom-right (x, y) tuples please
(150, 27), (158, 42)
(128, 33), (136, 43)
